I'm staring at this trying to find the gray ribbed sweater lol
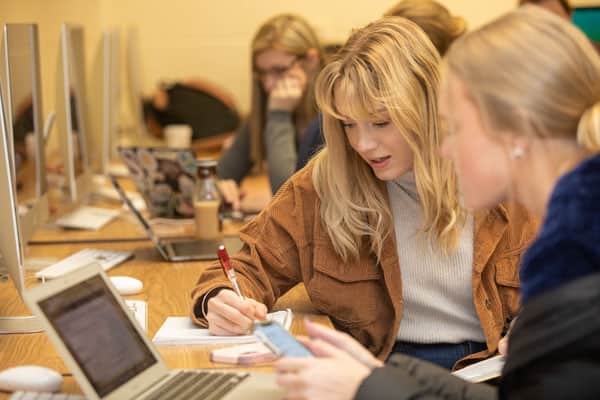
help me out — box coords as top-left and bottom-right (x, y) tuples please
(388, 172), (485, 344)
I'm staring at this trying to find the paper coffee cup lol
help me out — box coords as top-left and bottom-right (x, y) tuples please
(164, 124), (192, 149)
(25, 132), (36, 160)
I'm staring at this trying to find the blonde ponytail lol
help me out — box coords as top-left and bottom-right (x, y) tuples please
(444, 6), (600, 149)
(577, 102), (600, 152)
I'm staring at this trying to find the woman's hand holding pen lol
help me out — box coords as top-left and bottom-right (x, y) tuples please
(206, 289), (267, 335)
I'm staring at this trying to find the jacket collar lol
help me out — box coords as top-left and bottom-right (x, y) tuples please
(473, 205), (509, 274)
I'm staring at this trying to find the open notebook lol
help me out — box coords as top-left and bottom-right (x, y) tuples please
(152, 309), (293, 345)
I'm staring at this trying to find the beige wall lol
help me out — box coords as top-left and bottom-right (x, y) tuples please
(3, 0), (595, 132)
(102, 0), (516, 116)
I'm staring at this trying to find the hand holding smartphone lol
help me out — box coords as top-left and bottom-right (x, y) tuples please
(254, 320), (313, 358)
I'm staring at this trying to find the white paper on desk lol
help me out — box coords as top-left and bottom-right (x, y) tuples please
(452, 355), (505, 383)
(152, 309), (293, 345)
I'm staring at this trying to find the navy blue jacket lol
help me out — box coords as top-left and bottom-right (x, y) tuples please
(295, 115), (324, 171)
(520, 153), (600, 303)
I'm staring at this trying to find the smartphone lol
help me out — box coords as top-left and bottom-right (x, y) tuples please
(254, 320), (313, 358)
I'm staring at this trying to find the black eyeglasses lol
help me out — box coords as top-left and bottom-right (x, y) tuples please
(253, 56), (302, 81)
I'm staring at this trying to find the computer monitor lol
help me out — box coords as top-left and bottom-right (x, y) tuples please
(1, 23), (49, 244)
(90, 28), (121, 175)
(0, 77), (43, 334)
(56, 23), (93, 203)
(573, 6), (600, 42)
(126, 26), (148, 138)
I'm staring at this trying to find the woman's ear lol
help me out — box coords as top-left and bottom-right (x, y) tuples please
(304, 48), (321, 71)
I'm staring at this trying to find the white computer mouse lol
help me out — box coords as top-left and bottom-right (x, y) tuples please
(110, 276), (143, 295)
(0, 365), (63, 393)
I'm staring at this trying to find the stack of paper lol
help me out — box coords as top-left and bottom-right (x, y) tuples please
(152, 309), (292, 345)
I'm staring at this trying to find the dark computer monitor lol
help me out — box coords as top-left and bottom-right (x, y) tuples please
(126, 26), (148, 138)
(573, 6), (600, 42)
(90, 28), (121, 175)
(0, 76), (43, 334)
(1, 23), (49, 243)
(56, 23), (93, 203)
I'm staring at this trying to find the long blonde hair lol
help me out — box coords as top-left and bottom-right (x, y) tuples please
(385, 0), (466, 56)
(444, 6), (600, 153)
(249, 14), (324, 164)
(312, 17), (465, 262)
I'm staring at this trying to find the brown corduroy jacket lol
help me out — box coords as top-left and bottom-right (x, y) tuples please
(191, 166), (538, 369)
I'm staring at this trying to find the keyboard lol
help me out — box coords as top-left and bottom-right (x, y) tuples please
(35, 249), (133, 280)
(143, 370), (248, 400)
(9, 392), (85, 399)
(54, 206), (120, 230)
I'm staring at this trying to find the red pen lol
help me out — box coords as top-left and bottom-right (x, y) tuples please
(217, 245), (245, 300)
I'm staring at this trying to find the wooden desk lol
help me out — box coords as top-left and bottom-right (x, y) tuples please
(28, 171), (271, 244)
(0, 241), (324, 398)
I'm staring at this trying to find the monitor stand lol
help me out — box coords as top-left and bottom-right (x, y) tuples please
(0, 275), (44, 334)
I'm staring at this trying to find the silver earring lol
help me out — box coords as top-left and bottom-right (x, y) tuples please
(509, 146), (524, 160)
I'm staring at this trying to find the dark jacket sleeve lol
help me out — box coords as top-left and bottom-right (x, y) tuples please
(355, 354), (497, 400)
(296, 115), (324, 171)
(217, 122), (253, 184)
(500, 273), (600, 400)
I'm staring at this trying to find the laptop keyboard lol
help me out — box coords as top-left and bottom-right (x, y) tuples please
(54, 206), (120, 230)
(9, 392), (85, 400)
(35, 249), (133, 280)
(143, 371), (248, 400)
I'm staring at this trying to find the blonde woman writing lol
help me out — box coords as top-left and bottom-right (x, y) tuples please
(217, 14), (325, 206)
(192, 17), (536, 369)
(275, 7), (600, 399)
(296, 0), (468, 171)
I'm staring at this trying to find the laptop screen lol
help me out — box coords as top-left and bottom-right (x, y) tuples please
(38, 275), (158, 397)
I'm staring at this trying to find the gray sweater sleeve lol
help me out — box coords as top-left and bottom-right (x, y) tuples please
(217, 112), (297, 192)
(355, 354), (497, 400)
(264, 111), (297, 195)
(217, 122), (253, 184)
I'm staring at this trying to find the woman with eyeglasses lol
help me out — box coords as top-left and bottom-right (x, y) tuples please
(217, 14), (324, 208)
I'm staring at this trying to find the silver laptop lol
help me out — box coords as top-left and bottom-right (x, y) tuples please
(24, 264), (284, 400)
(111, 176), (242, 262)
